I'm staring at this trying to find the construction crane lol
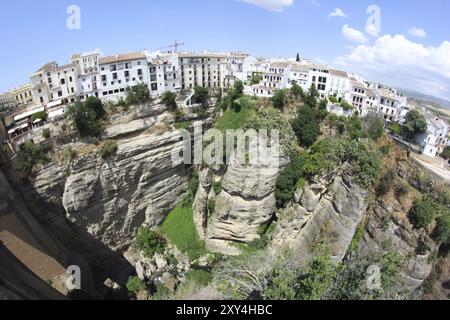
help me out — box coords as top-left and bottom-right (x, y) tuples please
(156, 41), (185, 53)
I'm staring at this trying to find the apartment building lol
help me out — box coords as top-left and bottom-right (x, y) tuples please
(417, 116), (450, 157)
(284, 63), (309, 89)
(98, 52), (149, 102)
(71, 49), (101, 100)
(327, 69), (351, 101)
(0, 92), (17, 113)
(308, 65), (330, 99)
(147, 52), (182, 96)
(350, 81), (370, 116)
(377, 89), (400, 122)
(8, 84), (33, 107)
(30, 62), (80, 106)
(179, 53), (226, 90)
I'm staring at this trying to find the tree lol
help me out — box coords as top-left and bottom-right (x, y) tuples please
(19, 141), (50, 176)
(250, 73), (263, 85)
(134, 227), (166, 258)
(31, 111), (48, 122)
(193, 86), (209, 107)
(401, 109), (428, 141)
(126, 83), (151, 105)
(66, 100), (102, 138)
(365, 113), (385, 141)
(126, 276), (147, 297)
(318, 98), (328, 120)
(292, 105), (320, 148)
(233, 80), (244, 97)
(410, 197), (436, 229)
(162, 91), (178, 111)
(441, 146), (450, 160)
(290, 82), (305, 100)
(305, 84), (319, 108)
(275, 154), (306, 208)
(271, 89), (288, 110)
(84, 96), (106, 119)
(296, 53), (300, 62)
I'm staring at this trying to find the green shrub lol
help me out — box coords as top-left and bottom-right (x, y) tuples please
(134, 227), (166, 258)
(410, 197), (436, 229)
(126, 276), (147, 295)
(379, 144), (391, 156)
(275, 154), (306, 208)
(207, 200), (215, 214)
(213, 181), (222, 194)
(185, 269), (212, 287)
(66, 99), (104, 138)
(395, 181), (410, 198)
(433, 214), (450, 244)
(126, 83), (151, 105)
(19, 141), (50, 177)
(32, 111), (48, 122)
(376, 169), (396, 196)
(98, 140), (118, 159)
(271, 89), (288, 110)
(152, 283), (170, 299)
(292, 105), (320, 148)
(416, 238), (430, 255)
(42, 128), (51, 139)
(162, 91), (178, 111)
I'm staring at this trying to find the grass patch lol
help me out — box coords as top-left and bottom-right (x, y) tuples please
(160, 203), (207, 260)
(174, 121), (193, 130)
(185, 269), (213, 287)
(215, 96), (256, 131)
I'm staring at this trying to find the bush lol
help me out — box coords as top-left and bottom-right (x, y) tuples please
(365, 113), (384, 142)
(134, 227), (166, 258)
(433, 214), (450, 244)
(31, 111), (48, 122)
(379, 144), (391, 156)
(271, 89), (288, 110)
(126, 83), (151, 105)
(162, 91), (178, 111)
(207, 200), (215, 214)
(401, 110), (428, 141)
(193, 86), (209, 107)
(275, 154), (306, 208)
(19, 141), (50, 177)
(292, 105), (320, 148)
(126, 276), (147, 296)
(410, 197), (436, 229)
(290, 83), (305, 100)
(66, 99), (104, 138)
(42, 128), (51, 139)
(185, 269), (212, 287)
(376, 169), (396, 196)
(98, 140), (118, 159)
(388, 122), (402, 136)
(395, 181), (410, 198)
(213, 181), (222, 194)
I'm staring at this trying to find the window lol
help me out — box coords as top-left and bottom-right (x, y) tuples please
(58, 91), (63, 97)
(60, 79), (66, 85)
(110, 65), (117, 72)
(137, 69), (142, 76)
(151, 83), (158, 91)
(101, 75), (107, 82)
(69, 76), (73, 82)
(125, 70), (130, 78)
(112, 73), (118, 80)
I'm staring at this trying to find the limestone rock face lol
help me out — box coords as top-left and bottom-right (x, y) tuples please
(271, 173), (368, 262)
(61, 131), (189, 251)
(357, 201), (437, 294)
(194, 151), (288, 255)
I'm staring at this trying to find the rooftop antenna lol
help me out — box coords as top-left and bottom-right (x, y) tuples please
(156, 41), (185, 54)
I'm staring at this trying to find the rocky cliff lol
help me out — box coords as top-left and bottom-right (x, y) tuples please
(270, 169), (368, 262)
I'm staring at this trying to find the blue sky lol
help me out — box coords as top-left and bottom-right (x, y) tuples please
(1, 0), (449, 99)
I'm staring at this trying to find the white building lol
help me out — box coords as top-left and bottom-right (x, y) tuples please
(98, 52), (149, 102)
(179, 52), (227, 90)
(71, 49), (101, 100)
(417, 116), (450, 158)
(30, 61), (80, 106)
(8, 84), (34, 107)
(146, 52), (182, 96)
(377, 89), (400, 122)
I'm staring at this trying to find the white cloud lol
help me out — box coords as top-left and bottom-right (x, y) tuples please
(342, 25), (367, 44)
(365, 24), (380, 37)
(329, 8), (346, 18)
(240, 0), (294, 12)
(335, 34), (450, 100)
(409, 27), (427, 38)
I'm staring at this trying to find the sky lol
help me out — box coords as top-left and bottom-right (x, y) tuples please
(1, 0), (449, 100)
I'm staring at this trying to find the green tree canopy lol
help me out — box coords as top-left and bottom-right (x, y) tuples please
(292, 105), (320, 148)
(162, 91), (178, 111)
(401, 109), (428, 141)
(271, 89), (288, 110)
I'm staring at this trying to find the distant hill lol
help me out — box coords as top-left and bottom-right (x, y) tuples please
(397, 88), (450, 110)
